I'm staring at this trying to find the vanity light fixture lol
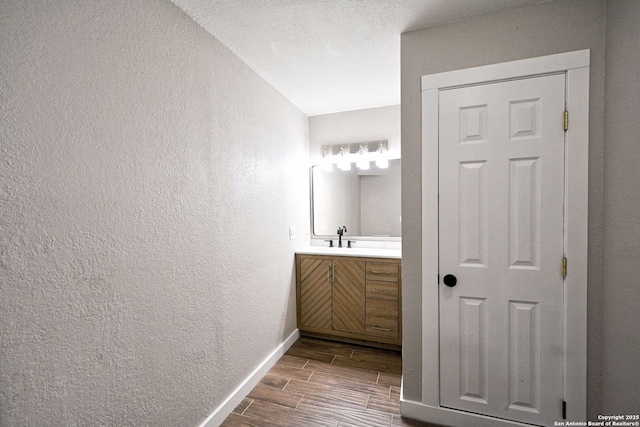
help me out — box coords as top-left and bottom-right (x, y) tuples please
(375, 142), (389, 169)
(376, 143), (389, 169)
(356, 145), (370, 170)
(320, 146), (334, 171)
(320, 140), (389, 171)
(337, 146), (351, 171)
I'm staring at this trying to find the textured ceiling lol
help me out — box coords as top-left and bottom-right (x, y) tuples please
(171, 0), (547, 116)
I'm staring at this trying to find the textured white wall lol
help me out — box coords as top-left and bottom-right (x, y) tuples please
(400, 0), (606, 418)
(0, 1), (309, 425)
(602, 0), (640, 415)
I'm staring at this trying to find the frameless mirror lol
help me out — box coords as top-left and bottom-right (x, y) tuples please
(311, 159), (401, 239)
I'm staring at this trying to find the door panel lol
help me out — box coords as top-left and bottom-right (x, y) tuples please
(439, 74), (565, 426)
(459, 161), (488, 267)
(509, 158), (540, 269)
(459, 297), (488, 404)
(508, 301), (540, 412)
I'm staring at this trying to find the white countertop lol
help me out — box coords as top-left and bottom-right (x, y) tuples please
(296, 246), (401, 259)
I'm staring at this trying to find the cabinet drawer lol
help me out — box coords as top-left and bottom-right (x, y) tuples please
(366, 262), (399, 282)
(366, 299), (398, 319)
(366, 317), (399, 339)
(366, 281), (398, 301)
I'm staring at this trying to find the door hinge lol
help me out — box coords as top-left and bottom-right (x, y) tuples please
(562, 399), (567, 419)
(562, 257), (568, 279)
(564, 110), (569, 131)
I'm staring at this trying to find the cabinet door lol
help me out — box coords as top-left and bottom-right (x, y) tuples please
(299, 257), (332, 330)
(332, 258), (366, 334)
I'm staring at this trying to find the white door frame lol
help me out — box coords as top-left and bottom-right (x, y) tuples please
(403, 50), (589, 426)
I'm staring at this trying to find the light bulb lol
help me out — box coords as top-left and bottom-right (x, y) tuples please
(357, 159), (370, 170)
(376, 158), (389, 169)
(338, 161), (351, 171)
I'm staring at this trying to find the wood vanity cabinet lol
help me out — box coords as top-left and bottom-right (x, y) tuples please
(296, 254), (401, 348)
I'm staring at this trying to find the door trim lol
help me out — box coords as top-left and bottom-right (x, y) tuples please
(411, 50), (589, 425)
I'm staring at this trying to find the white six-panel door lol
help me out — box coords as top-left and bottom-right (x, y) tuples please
(438, 74), (566, 426)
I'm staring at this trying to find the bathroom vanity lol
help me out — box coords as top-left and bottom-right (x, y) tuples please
(295, 248), (401, 349)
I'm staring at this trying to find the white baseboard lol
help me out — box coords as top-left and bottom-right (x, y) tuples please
(400, 399), (531, 427)
(198, 329), (301, 427)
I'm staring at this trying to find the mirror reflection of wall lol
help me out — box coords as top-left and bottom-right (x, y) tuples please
(312, 159), (401, 237)
(313, 167), (361, 235)
(360, 160), (401, 236)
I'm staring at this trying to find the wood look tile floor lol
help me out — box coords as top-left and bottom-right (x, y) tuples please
(221, 337), (442, 427)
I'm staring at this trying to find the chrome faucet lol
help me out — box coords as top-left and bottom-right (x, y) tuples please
(337, 226), (347, 248)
